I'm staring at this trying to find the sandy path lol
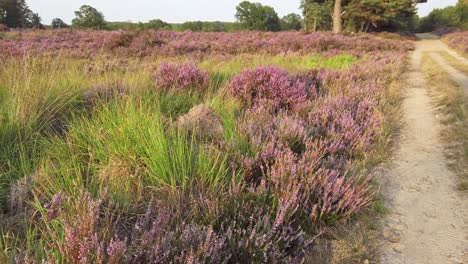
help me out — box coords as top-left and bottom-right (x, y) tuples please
(428, 52), (468, 90)
(380, 36), (468, 263)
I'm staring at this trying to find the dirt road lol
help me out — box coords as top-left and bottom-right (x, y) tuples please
(380, 35), (468, 263)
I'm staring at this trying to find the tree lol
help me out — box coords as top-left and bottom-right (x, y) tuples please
(418, 0), (468, 32)
(26, 12), (42, 28)
(302, 0), (428, 32)
(72, 5), (106, 29)
(280, 13), (302, 31)
(0, 0), (40, 28)
(146, 19), (171, 30)
(180, 21), (204, 31)
(343, 0), (427, 32)
(0, 6), (6, 24)
(51, 18), (68, 29)
(333, 0), (343, 33)
(300, 0), (333, 31)
(235, 1), (281, 31)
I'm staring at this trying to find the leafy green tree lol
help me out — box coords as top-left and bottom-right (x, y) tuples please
(180, 21), (204, 31)
(280, 13), (303, 31)
(145, 19), (171, 30)
(235, 1), (281, 31)
(301, 0), (333, 31)
(343, 0), (427, 32)
(302, 0), (427, 32)
(201, 21), (227, 32)
(418, 0), (467, 31)
(72, 5), (106, 29)
(0, 6), (6, 24)
(51, 18), (68, 29)
(0, 0), (40, 28)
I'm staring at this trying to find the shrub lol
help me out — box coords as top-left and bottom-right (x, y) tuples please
(227, 66), (311, 110)
(308, 95), (382, 166)
(0, 24), (8, 32)
(102, 31), (135, 50)
(153, 63), (209, 92)
(129, 30), (166, 52)
(217, 200), (311, 264)
(128, 206), (230, 263)
(443, 31), (468, 54)
(84, 81), (126, 107)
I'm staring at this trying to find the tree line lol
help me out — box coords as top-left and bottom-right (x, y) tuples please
(418, 0), (467, 32)
(302, 0), (429, 33)
(1, 0), (466, 33)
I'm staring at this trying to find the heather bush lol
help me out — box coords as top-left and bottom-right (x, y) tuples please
(0, 30), (413, 58)
(36, 192), (312, 264)
(443, 31), (468, 54)
(127, 205), (230, 263)
(216, 200), (311, 264)
(0, 24), (8, 32)
(102, 31), (135, 50)
(84, 81), (127, 108)
(154, 63), (209, 92)
(129, 30), (166, 53)
(307, 95), (382, 166)
(227, 66), (312, 110)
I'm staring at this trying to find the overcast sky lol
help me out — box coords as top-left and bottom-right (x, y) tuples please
(27, 0), (459, 25)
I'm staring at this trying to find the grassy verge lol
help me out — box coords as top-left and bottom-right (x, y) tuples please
(0, 48), (403, 262)
(422, 53), (468, 191)
(438, 51), (468, 74)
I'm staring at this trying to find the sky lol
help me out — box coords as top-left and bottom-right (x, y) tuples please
(27, 0), (459, 25)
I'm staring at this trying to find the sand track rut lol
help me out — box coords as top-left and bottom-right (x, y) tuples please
(380, 35), (468, 264)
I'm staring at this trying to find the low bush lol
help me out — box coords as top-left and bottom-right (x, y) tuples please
(153, 63), (209, 92)
(227, 66), (315, 110)
(0, 24), (8, 32)
(442, 31), (468, 55)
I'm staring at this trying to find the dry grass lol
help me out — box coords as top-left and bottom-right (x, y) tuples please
(438, 51), (468, 74)
(422, 54), (468, 191)
(305, 214), (381, 264)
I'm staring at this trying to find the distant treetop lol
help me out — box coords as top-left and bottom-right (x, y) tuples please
(235, 1), (281, 32)
(72, 5), (106, 29)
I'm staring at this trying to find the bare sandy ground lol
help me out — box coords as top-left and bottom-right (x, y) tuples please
(379, 35), (468, 264)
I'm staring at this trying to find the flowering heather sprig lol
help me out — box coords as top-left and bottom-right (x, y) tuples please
(308, 95), (382, 166)
(44, 192), (65, 220)
(58, 191), (105, 264)
(306, 167), (374, 222)
(228, 66), (309, 110)
(154, 63), (209, 92)
(129, 205), (230, 263)
(254, 139), (373, 224)
(107, 238), (127, 264)
(218, 200), (311, 264)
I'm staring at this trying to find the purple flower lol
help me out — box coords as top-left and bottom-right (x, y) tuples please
(154, 63), (209, 92)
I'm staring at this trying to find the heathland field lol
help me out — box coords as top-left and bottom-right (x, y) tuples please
(0, 30), (412, 263)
